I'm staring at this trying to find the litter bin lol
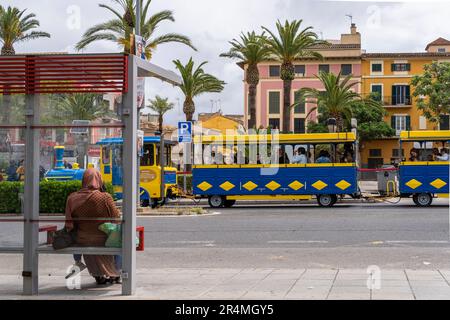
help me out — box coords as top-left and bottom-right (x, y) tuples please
(377, 165), (398, 195)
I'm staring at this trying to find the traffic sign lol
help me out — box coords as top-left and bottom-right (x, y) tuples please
(178, 121), (192, 143)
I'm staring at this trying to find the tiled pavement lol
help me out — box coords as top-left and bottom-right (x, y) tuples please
(1, 268), (450, 300)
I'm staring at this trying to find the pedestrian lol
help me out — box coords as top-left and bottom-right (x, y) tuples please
(65, 168), (121, 285)
(16, 160), (25, 181)
(6, 161), (17, 181)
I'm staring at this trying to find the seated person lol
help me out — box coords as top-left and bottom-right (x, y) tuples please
(316, 150), (331, 163)
(436, 148), (449, 161)
(427, 154), (434, 162)
(408, 148), (419, 162)
(432, 148), (441, 160)
(292, 147), (307, 164)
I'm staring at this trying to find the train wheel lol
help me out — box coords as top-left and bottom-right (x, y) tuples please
(224, 200), (236, 208)
(141, 199), (150, 208)
(317, 194), (336, 207)
(413, 193), (433, 207)
(208, 195), (225, 208)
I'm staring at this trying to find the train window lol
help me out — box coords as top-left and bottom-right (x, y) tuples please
(102, 146), (110, 164)
(141, 144), (155, 166)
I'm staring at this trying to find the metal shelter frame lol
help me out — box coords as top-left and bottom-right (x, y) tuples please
(0, 53), (181, 296)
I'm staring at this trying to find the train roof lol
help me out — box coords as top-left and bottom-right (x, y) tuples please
(400, 131), (450, 141)
(96, 137), (175, 145)
(194, 132), (357, 144)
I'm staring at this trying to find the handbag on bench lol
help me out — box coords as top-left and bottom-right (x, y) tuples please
(52, 227), (77, 250)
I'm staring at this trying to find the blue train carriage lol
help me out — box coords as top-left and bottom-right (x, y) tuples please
(97, 137), (178, 207)
(45, 146), (85, 181)
(399, 130), (450, 206)
(193, 132), (359, 208)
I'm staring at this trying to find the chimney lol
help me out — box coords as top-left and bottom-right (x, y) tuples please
(351, 23), (357, 35)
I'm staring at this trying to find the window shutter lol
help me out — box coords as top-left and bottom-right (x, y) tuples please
(392, 86), (397, 105)
(391, 64), (395, 72)
(406, 116), (411, 130)
(391, 116), (396, 129)
(406, 64), (411, 71)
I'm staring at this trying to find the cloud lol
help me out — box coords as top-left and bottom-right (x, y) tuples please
(5, 0), (450, 125)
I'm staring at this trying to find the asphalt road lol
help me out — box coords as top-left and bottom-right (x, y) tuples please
(1, 199), (449, 270)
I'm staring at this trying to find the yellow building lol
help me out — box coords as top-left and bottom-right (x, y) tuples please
(360, 37), (450, 167)
(198, 112), (244, 135)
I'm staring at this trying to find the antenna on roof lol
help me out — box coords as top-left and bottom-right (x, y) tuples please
(345, 14), (353, 25)
(319, 31), (323, 40)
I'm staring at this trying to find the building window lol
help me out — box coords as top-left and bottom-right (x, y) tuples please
(438, 48), (446, 53)
(269, 65), (280, 77)
(369, 149), (382, 157)
(318, 64), (330, 74)
(391, 63), (411, 72)
(294, 90), (305, 114)
(341, 64), (352, 76)
(268, 91), (280, 114)
(440, 115), (450, 130)
(392, 85), (411, 105)
(392, 149), (405, 158)
(268, 118), (280, 130)
(371, 84), (383, 101)
(368, 158), (384, 169)
(419, 116), (427, 130)
(294, 118), (306, 133)
(295, 65), (305, 77)
(371, 63), (383, 73)
(391, 115), (411, 135)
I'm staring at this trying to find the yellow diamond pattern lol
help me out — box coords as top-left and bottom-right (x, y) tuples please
(430, 179), (447, 190)
(289, 181), (304, 191)
(197, 181), (212, 191)
(405, 179), (422, 190)
(312, 180), (328, 191)
(220, 181), (235, 191)
(266, 181), (281, 191)
(335, 180), (351, 191)
(243, 181), (258, 191)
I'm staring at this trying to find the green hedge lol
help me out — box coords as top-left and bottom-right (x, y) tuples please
(177, 174), (192, 193)
(0, 181), (114, 214)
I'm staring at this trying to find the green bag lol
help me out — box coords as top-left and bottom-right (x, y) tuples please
(98, 223), (140, 248)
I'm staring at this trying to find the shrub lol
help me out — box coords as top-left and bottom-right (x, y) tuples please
(177, 174), (192, 193)
(0, 181), (115, 214)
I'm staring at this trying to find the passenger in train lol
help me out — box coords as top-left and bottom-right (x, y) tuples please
(316, 150), (331, 163)
(408, 148), (419, 162)
(436, 148), (449, 161)
(292, 147), (308, 164)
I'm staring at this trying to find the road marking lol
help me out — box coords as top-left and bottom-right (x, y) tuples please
(267, 240), (329, 244)
(163, 241), (216, 244)
(386, 240), (450, 244)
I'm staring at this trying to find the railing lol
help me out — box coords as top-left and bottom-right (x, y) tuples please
(370, 96), (413, 106)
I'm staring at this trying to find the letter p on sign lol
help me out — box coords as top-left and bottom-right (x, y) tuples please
(178, 121), (192, 143)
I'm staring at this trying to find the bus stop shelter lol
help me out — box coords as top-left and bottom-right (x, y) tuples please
(0, 53), (181, 296)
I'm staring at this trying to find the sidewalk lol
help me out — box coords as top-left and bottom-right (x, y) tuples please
(1, 267), (450, 300)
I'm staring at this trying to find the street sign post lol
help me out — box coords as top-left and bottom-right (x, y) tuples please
(178, 121), (192, 143)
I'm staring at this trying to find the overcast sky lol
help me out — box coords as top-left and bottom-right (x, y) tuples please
(5, 0), (450, 125)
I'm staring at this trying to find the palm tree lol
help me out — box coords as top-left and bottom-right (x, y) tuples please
(173, 58), (225, 121)
(262, 20), (327, 132)
(148, 95), (174, 133)
(0, 5), (50, 55)
(299, 72), (371, 132)
(49, 93), (112, 123)
(220, 31), (271, 130)
(75, 0), (196, 59)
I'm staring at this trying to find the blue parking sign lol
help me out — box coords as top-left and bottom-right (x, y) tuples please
(178, 121), (192, 143)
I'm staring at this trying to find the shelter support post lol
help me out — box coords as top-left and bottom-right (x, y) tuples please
(23, 94), (40, 295)
(121, 55), (137, 295)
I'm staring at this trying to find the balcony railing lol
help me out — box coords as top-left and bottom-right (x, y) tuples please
(366, 95), (413, 107)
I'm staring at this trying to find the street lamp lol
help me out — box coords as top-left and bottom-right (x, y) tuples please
(327, 118), (337, 133)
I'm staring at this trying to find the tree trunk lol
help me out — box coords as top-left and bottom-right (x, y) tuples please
(248, 84), (257, 130)
(282, 79), (292, 133)
(246, 63), (260, 131)
(281, 62), (295, 133)
(158, 114), (163, 133)
(1, 45), (15, 56)
(183, 98), (195, 122)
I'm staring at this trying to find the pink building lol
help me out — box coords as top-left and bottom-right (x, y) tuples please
(242, 24), (363, 132)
